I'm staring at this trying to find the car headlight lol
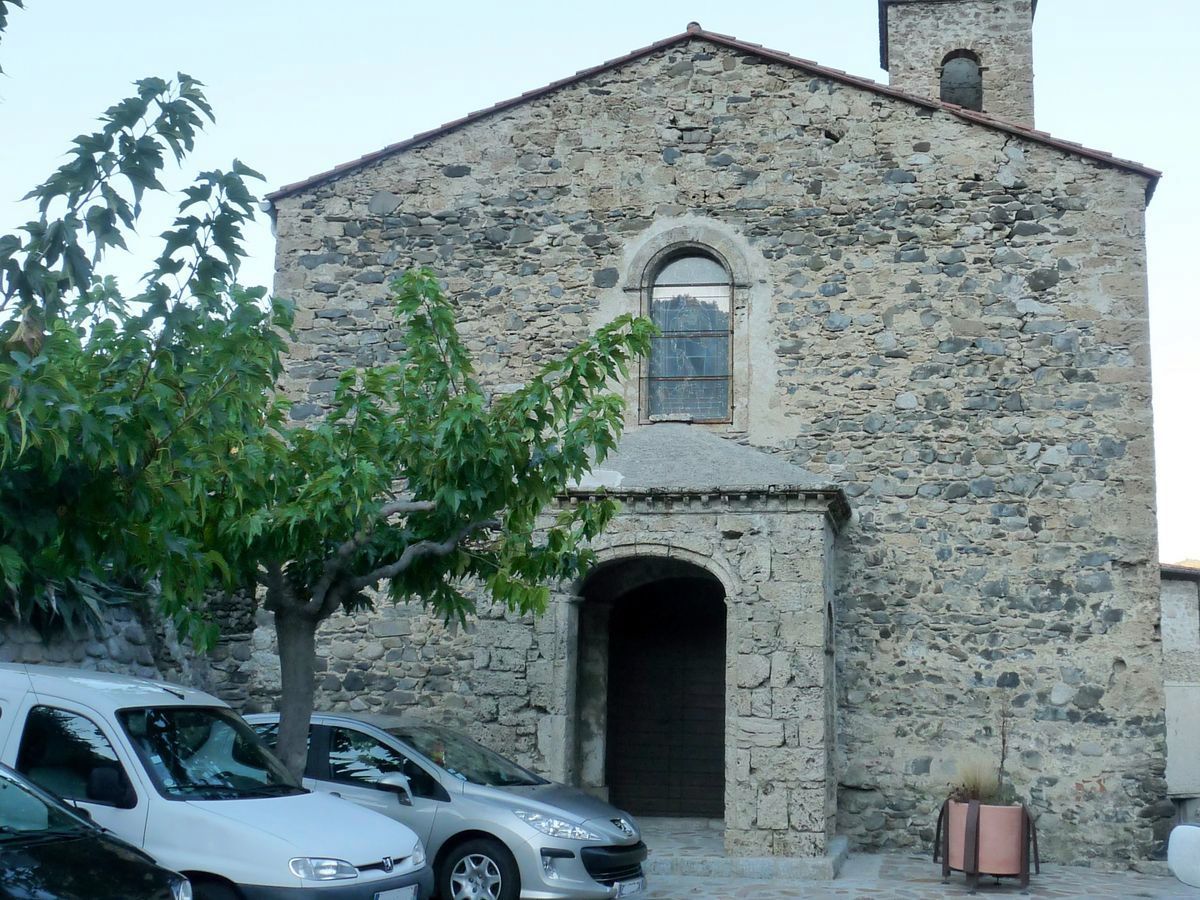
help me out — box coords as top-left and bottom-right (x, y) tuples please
(411, 840), (427, 868)
(513, 810), (602, 841)
(288, 857), (358, 881)
(170, 876), (193, 900)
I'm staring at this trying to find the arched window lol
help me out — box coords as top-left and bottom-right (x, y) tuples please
(645, 251), (732, 422)
(940, 50), (983, 112)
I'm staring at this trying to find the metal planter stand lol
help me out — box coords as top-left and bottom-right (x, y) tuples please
(934, 799), (1040, 893)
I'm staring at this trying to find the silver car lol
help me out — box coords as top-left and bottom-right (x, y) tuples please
(246, 713), (646, 900)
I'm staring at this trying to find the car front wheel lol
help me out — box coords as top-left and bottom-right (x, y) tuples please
(440, 838), (519, 900)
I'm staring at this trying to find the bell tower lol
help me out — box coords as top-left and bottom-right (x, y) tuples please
(879, 0), (1036, 127)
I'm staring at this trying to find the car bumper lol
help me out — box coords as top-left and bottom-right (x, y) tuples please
(513, 839), (648, 899)
(238, 866), (435, 900)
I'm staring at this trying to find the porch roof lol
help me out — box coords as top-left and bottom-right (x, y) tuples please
(571, 423), (842, 499)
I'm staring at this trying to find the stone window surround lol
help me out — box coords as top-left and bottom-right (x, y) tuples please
(619, 219), (757, 433)
(939, 47), (986, 70)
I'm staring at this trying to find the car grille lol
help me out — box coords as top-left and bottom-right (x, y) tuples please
(581, 842), (648, 886)
(358, 853), (413, 874)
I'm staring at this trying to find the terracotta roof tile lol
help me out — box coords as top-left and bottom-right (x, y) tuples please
(266, 26), (1160, 204)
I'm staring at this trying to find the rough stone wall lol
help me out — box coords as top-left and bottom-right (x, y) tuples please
(1162, 576), (1200, 798)
(243, 590), (548, 755)
(884, 0), (1036, 126)
(0, 606), (178, 679)
(0, 593), (261, 710)
(271, 39), (1161, 864)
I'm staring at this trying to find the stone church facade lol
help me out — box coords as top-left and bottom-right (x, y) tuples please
(262, 1), (1169, 867)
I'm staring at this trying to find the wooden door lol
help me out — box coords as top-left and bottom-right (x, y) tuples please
(605, 577), (725, 818)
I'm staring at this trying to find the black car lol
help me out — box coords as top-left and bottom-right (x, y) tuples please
(0, 763), (191, 900)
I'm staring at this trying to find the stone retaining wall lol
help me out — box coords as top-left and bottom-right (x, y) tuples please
(0, 592), (259, 710)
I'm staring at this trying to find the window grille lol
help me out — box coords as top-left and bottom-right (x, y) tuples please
(645, 253), (732, 422)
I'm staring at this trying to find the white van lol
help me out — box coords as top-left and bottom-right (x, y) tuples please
(0, 664), (434, 899)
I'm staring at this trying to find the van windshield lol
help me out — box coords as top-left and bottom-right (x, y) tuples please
(118, 707), (304, 801)
(386, 725), (547, 788)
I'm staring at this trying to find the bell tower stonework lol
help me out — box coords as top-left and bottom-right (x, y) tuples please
(880, 0), (1036, 127)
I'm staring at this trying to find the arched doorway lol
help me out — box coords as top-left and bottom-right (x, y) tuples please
(575, 556), (726, 819)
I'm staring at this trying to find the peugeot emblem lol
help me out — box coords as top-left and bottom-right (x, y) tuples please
(381, 856), (394, 873)
(612, 818), (635, 837)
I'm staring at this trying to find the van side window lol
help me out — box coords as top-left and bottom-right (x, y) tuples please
(329, 727), (442, 800)
(16, 706), (136, 808)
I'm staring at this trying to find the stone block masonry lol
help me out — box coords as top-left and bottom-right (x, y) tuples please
(270, 36), (1163, 866)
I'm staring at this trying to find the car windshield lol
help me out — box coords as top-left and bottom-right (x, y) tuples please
(0, 768), (91, 843)
(118, 706), (303, 801)
(387, 726), (547, 788)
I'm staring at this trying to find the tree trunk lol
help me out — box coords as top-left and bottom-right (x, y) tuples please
(274, 607), (318, 780)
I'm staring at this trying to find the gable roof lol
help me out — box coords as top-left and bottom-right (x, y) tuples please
(878, 0), (1038, 70)
(265, 22), (1159, 204)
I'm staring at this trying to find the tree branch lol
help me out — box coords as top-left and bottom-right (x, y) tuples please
(379, 499), (436, 518)
(350, 519), (499, 591)
(306, 499), (439, 616)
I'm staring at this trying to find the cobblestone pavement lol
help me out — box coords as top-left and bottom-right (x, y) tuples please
(636, 819), (1199, 899)
(642, 852), (1200, 898)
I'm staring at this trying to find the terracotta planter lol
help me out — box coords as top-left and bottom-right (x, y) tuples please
(947, 801), (1023, 874)
(935, 799), (1039, 891)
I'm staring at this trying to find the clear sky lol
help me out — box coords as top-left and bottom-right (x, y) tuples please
(1, 1), (1195, 563)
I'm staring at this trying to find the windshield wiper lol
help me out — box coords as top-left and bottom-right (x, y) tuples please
(169, 784), (244, 800)
(0, 825), (89, 843)
(237, 783), (307, 798)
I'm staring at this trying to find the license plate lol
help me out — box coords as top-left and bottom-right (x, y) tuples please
(374, 888), (417, 900)
(616, 877), (646, 897)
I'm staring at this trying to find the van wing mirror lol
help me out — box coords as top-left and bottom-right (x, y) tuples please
(377, 772), (413, 806)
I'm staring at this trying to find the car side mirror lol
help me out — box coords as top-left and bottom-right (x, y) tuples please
(377, 772), (413, 806)
(87, 766), (135, 809)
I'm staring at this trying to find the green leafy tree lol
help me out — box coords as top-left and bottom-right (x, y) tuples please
(216, 271), (653, 775)
(1, 11), (654, 778)
(0, 68), (287, 641)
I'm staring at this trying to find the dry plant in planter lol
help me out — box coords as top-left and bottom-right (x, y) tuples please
(934, 699), (1040, 893)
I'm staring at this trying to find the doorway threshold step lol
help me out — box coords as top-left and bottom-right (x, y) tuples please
(644, 836), (849, 881)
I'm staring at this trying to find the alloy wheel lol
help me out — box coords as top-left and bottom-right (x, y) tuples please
(449, 852), (503, 900)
